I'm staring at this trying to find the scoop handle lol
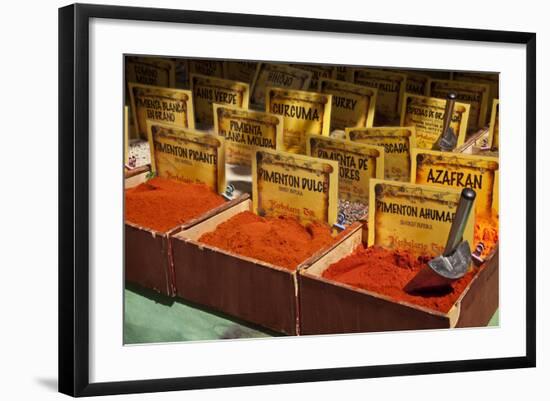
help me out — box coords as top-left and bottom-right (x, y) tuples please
(443, 188), (476, 256)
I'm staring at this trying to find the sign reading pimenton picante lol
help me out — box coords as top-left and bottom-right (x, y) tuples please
(252, 149), (338, 226)
(266, 87), (332, 154)
(213, 104), (283, 166)
(129, 83), (194, 140)
(368, 179), (475, 257)
(146, 121), (225, 194)
(346, 126), (416, 182)
(306, 135), (384, 205)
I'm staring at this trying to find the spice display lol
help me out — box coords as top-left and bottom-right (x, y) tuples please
(125, 177), (225, 232)
(199, 211), (337, 270)
(128, 139), (151, 168)
(322, 245), (477, 313)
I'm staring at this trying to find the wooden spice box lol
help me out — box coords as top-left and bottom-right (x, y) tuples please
(170, 199), (363, 335)
(124, 167), (250, 296)
(299, 227), (499, 335)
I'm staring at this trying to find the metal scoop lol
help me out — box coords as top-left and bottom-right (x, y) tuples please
(404, 188), (476, 293)
(433, 92), (458, 152)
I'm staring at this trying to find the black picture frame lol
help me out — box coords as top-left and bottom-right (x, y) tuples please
(59, 3), (536, 397)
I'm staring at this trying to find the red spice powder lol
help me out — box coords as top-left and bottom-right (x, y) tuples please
(474, 214), (499, 257)
(322, 245), (479, 313)
(125, 177), (225, 232)
(199, 211), (337, 271)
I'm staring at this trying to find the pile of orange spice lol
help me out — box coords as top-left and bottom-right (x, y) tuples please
(199, 211), (337, 270)
(125, 177), (225, 232)
(322, 245), (478, 313)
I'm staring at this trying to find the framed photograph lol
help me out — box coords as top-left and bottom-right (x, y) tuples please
(58, 3), (536, 397)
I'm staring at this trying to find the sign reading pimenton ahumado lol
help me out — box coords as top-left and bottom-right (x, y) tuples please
(266, 87), (332, 154)
(401, 93), (470, 149)
(319, 78), (377, 131)
(129, 83), (195, 140)
(252, 149), (338, 226)
(213, 105), (283, 166)
(411, 149), (499, 218)
(346, 126), (416, 182)
(146, 121), (226, 194)
(306, 135), (384, 205)
(368, 179), (475, 257)
(190, 74), (249, 130)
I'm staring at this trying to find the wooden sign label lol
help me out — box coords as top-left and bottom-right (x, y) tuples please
(190, 74), (250, 129)
(223, 61), (259, 84)
(125, 57), (175, 87)
(306, 135), (384, 205)
(411, 149), (499, 217)
(147, 121), (225, 193)
(188, 60), (224, 78)
(428, 79), (490, 131)
(266, 87), (332, 154)
(250, 63), (312, 108)
(352, 68), (407, 125)
(401, 93), (470, 149)
(214, 104), (283, 166)
(368, 179), (475, 257)
(346, 126), (416, 182)
(252, 149), (338, 226)
(319, 78), (377, 131)
(489, 99), (500, 149)
(332, 66), (353, 82)
(129, 83), (194, 140)
(452, 71), (499, 121)
(290, 64), (335, 91)
(402, 71), (431, 95)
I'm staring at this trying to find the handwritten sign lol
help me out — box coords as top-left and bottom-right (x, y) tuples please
(428, 79), (490, 131)
(352, 68), (407, 125)
(125, 56), (175, 87)
(290, 64), (335, 91)
(346, 126), (416, 182)
(190, 74), (249, 129)
(368, 179), (474, 257)
(489, 99), (499, 149)
(250, 63), (312, 108)
(402, 71), (431, 95)
(319, 78), (377, 131)
(214, 104), (282, 166)
(411, 149), (499, 217)
(452, 71), (499, 121)
(332, 66), (353, 82)
(306, 135), (384, 204)
(252, 149), (338, 226)
(188, 60), (224, 78)
(267, 87), (332, 154)
(401, 93), (470, 149)
(129, 83), (194, 140)
(147, 121), (225, 193)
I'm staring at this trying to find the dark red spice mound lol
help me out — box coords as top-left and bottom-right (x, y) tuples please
(322, 245), (478, 313)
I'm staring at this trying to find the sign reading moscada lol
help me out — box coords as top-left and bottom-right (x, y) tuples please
(213, 105), (283, 166)
(147, 122), (225, 194)
(319, 78), (377, 131)
(125, 57), (176, 87)
(428, 79), (490, 131)
(266, 87), (332, 154)
(129, 83), (195, 140)
(252, 149), (338, 226)
(306, 135), (384, 205)
(190, 74), (249, 129)
(352, 68), (407, 125)
(368, 179), (475, 257)
(346, 126), (416, 182)
(401, 94), (470, 149)
(411, 149), (499, 217)
(250, 63), (312, 108)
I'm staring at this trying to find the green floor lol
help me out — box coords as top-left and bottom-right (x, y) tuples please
(124, 284), (499, 344)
